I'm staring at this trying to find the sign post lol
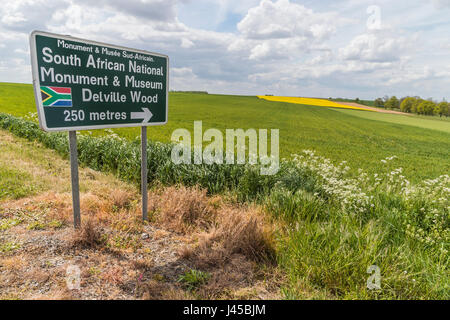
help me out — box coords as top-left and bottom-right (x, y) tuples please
(30, 31), (168, 227)
(68, 131), (81, 228)
(141, 127), (148, 221)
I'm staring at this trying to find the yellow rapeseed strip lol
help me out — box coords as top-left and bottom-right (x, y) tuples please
(257, 96), (373, 111)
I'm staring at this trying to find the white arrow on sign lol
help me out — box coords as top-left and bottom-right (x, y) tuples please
(130, 108), (153, 123)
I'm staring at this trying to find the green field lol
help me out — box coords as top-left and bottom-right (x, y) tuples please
(335, 108), (450, 133)
(1, 82), (448, 182)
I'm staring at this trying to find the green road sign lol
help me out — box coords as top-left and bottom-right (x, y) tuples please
(30, 31), (168, 131)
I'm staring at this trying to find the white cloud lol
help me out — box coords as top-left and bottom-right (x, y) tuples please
(76, 0), (181, 22)
(0, 0), (69, 32)
(339, 29), (413, 63)
(171, 67), (196, 77)
(228, 0), (350, 61)
(180, 38), (194, 48)
(237, 0), (338, 40)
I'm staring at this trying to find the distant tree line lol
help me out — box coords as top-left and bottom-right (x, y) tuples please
(374, 96), (449, 117)
(170, 90), (208, 94)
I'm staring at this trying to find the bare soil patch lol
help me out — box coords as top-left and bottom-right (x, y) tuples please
(335, 102), (409, 115)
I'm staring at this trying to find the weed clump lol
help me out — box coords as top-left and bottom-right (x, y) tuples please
(71, 219), (103, 248)
(151, 185), (216, 233)
(109, 189), (132, 209)
(181, 206), (275, 268)
(177, 269), (211, 291)
(0, 241), (21, 253)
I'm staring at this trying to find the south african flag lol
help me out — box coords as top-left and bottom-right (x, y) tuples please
(40, 86), (72, 107)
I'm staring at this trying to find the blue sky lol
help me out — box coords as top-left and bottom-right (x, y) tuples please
(1, 0), (450, 100)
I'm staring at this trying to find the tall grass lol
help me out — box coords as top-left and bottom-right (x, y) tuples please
(0, 112), (448, 299)
(268, 152), (449, 299)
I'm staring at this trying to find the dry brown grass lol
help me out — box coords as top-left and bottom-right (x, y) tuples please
(1, 189), (143, 234)
(196, 255), (254, 298)
(34, 289), (74, 300)
(139, 279), (169, 300)
(29, 268), (50, 284)
(181, 206), (275, 269)
(71, 218), (103, 248)
(0, 192), (73, 224)
(216, 207), (275, 262)
(171, 195), (277, 299)
(0, 184), (280, 300)
(80, 192), (110, 216)
(109, 189), (133, 209)
(159, 287), (194, 300)
(150, 185), (217, 233)
(149, 185), (275, 268)
(109, 207), (143, 234)
(102, 266), (124, 285)
(0, 183), (280, 300)
(0, 255), (24, 271)
(139, 280), (194, 300)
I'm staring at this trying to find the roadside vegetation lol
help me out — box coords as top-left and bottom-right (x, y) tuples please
(0, 113), (448, 299)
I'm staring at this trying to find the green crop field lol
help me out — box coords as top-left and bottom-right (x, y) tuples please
(0, 82), (449, 182)
(335, 108), (450, 133)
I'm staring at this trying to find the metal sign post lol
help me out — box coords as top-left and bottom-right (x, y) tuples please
(68, 131), (81, 228)
(141, 127), (148, 221)
(29, 30), (168, 228)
